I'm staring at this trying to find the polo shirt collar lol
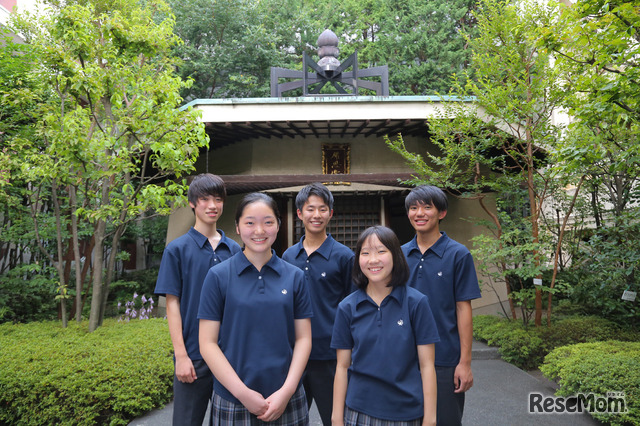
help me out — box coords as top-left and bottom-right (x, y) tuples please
(429, 231), (450, 258)
(294, 234), (335, 260)
(233, 249), (283, 276)
(188, 227), (233, 250)
(355, 285), (406, 308)
(315, 234), (335, 260)
(407, 232), (450, 258)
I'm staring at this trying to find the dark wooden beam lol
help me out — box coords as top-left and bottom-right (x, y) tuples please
(286, 121), (307, 138)
(219, 173), (412, 186)
(266, 121), (296, 138)
(364, 119), (391, 137)
(307, 120), (319, 137)
(340, 120), (351, 137)
(352, 119), (370, 137)
(246, 121), (280, 139)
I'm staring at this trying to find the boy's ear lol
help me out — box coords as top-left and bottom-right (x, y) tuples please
(296, 209), (303, 220)
(439, 210), (448, 220)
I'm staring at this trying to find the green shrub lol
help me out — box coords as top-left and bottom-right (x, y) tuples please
(0, 264), (58, 323)
(495, 328), (545, 370)
(474, 315), (546, 369)
(567, 215), (640, 330)
(473, 315), (639, 370)
(541, 316), (638, 349)
(107, 268), (160, 318)
(541, 341), (640, 426)
(110, 268), (159, 303)
(0, 318), (174, 425)
(472, 314), (504, 336)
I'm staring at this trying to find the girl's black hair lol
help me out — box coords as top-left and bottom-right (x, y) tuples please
(235, 192), (281, 226)
(352, 226), (409, 290)
(404, 185), (448, 213)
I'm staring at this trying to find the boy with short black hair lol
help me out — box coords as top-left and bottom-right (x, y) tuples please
(154, 173), (241, 426)
(282, 182), (354, 426)
(401, 185), (481, 426)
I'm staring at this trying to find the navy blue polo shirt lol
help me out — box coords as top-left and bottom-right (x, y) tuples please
(154, 228), (241, 361)
(198, 250), (314, 405)
(331, 286), (440, 421)
(282, 234), (354, 360)
(402, 232), (481, 367)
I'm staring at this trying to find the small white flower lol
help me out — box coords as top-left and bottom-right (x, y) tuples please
(282, 289), (288, 295)
(397, 319), (404, 326)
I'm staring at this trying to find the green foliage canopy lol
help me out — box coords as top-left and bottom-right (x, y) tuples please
(3, 0), (209, 330)
(169, 0), (478, 99)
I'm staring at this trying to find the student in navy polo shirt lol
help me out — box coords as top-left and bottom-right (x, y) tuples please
(154, 173), (241, 426)
(401, 185), (482, 426)
(331, 226), (439, 426)
(198, 192), (313, 425)
(282, 183), (354, 426)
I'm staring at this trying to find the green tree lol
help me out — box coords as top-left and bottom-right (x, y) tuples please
(169, 0), (477, 98)
(170, 0), (306, 100)
(540, 0), (640, 323)
(545, 0), (640, 223)
(386, 0), (575, 326)
(0, 31), (68, 322)
(7, 0), (208, 331)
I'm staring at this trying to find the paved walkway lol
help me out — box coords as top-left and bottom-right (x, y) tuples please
(129, 341), (601, 426)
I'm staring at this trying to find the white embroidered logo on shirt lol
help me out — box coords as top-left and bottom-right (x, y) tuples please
(437, 271), (443, 277)
(397, 319), (404, 326)
(321, 272), (326, 277)
(281, 289), (288, 295)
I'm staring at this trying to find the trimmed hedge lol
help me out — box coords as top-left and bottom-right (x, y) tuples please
(473, 315), (545, 369)
(0, 318), (174, 425)
(541, 341), (640, 426)
(473, 315), (639, 370)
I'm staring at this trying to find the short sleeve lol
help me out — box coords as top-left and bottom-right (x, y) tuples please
(293, 269), (314, 320)
(342, 252), (356, 295)
(331, 302), (354, 349)
(412, 294), (440, 345)
(154, 247), (182, 297)
(197, 268), (225, 321)
(454, 251), (482, 302)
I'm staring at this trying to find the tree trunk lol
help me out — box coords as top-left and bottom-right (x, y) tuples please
(69, 185), (84, 323)
(88, 219), (106, 332)
(547, 176), (585, 326)
(525, 129), (543, 327)
(51, 179), (68, 328)
(98, 226), (125, 326)
(478, 195), (517, 319)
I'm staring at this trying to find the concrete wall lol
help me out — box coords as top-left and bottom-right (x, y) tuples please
(204, 133), (425, 175)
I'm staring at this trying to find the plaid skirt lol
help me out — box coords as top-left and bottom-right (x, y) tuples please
(211, 386), (309, 426)
(344, 406), (422, 426)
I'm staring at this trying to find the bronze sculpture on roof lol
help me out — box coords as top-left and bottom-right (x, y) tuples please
(270, 29), (389, 97)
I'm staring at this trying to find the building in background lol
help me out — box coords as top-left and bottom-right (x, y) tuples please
(165, 94), (507, 315)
